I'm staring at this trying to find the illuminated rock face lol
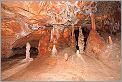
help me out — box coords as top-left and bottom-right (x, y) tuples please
(1, 34), (16, 58)
(1, 20), (22, 58)
(85, 30), (105, 59)
(1, 18), (33, 58)
(1, 1), (68, 25)
(1, 1), (97, 25)
(2, 20), (23, 33)
(37, 27), (73, 56)
(85, 13), (106, 59)
(63, 28), (71, 46)
(38, 29), (50, 56)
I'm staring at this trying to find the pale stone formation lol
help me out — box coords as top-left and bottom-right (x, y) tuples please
(50, 28), (54, 42)
(52, 44), (57, 57)
(76, 50), (85, 63)
(78, 27), (84, 54)
(22, 42), (33, 62)
(108, 36), (113, 44)
(76, 50), (80, 55)
(26, 42), (31, 58)
(64, 53), (68, 61)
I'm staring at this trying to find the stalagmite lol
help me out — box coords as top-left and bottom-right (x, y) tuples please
(76, 50), (85, 63)
(78, 26), (84, 54)
(64, 53), (68, 61)
(26, 42), (31, 59)
(22, 42), (33, 62)
(85, 13), (105, 59)
(108, 36), (113, 44)
(51, 25), (58, 57)
(52, 44), (57, 57)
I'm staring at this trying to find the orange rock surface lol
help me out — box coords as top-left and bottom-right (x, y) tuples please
(85, 30), (105, 59)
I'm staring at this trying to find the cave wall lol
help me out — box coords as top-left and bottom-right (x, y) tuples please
(1, 20), (23, 58)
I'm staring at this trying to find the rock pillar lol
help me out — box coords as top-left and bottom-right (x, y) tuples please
(78, 26), (84, 54)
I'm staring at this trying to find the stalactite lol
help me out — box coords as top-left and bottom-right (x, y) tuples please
(90, 13), (96, 30)
(50, 28), (54, 42)
(78, 26), (84, 54)
(71, 24), (76, 49)
(54, 25), (59, 39)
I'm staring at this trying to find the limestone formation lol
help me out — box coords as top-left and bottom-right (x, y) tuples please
(108, 36), (113, 44)
(22, 42), (33, 62)
(85, 13), (105, 59)
(78, 27), (84, 54)
(70, 25), (76, 49)
(52, 45), (57, 57)
(64, 53), (68, 61)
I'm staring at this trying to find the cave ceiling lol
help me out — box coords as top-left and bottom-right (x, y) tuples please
(1, 1), (121, 29)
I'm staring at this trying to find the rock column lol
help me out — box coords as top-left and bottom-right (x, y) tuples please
(78, 26), (84, 54)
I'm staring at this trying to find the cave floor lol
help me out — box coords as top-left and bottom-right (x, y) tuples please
(1, 34), (121, 81)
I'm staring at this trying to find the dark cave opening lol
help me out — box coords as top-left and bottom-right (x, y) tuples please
(10, 46), (38, 59)
(74, 27), (90, 50)
(74, 29), (79, 50)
